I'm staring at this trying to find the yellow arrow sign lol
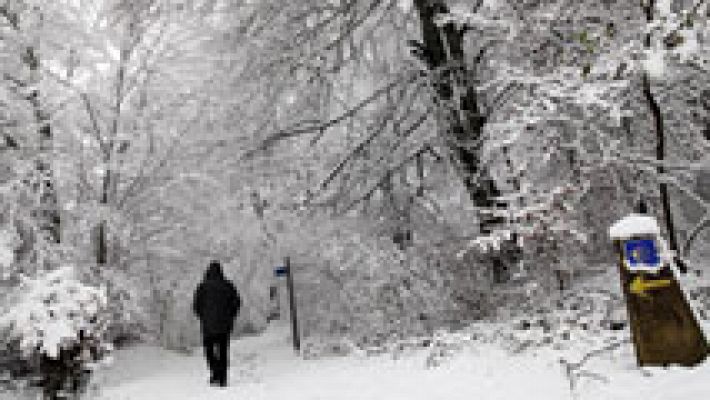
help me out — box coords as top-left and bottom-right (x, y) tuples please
(629, 276), (672, 297)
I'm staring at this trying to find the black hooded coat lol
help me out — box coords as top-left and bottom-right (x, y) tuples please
(192, 263), (241, 336)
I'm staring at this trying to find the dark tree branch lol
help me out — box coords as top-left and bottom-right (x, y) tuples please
(318, 79), (429, 192)
(2, 134), (19, 149)
(343, 143), (431, 213)
(324, 0), (386, 52)
(80, 93), (107, 155)
(0, 6), (20, 30)
(244, 71), (419, 158)
(319, 110), (398, 192)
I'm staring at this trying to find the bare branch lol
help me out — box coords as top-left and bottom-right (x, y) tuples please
(244, 71), (420, 158)
(324, 0), (389, 52)
(80, 93), (106, 155)
(683, 213), (710, 256)
(343, 140), (431, 213)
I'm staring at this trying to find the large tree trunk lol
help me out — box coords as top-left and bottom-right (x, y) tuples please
(412, 0), (510, 283)
(412, 0), (502, 232)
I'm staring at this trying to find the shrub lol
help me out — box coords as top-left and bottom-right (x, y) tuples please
(0, 266), (112, 399)
(292, 224), (457, 352)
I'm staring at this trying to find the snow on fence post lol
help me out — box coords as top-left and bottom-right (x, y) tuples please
(609, 214), (708, 367)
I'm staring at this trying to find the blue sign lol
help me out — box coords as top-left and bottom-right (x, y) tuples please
(624, 239), (661, 270)
(274, 266), (288, 277)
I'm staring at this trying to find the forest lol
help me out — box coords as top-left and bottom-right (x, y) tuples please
(1, 0), (709, 399)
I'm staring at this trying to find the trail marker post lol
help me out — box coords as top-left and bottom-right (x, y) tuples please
(609, 214), (708, 366)
(274, 257), (300, 353)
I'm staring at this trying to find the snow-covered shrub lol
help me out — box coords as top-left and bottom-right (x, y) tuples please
(493, 277), (629, 357)
(87, 268), (148, 349)
(0, 266), (109, 358)
(0, 266), (112, 398)
(681, 269), (710, 324)
(301, 336), (358, 360)
(288, 218), (457, 355)
(423, 329), (470, 368)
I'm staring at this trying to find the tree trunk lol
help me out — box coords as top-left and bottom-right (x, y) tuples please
(641, 0), (685, 273)
(95, 222), (108, 266)
(411, 0), (502, 233)
(29, 60), (61, 246)
(3, 5), (62, 266)
(412, 0), (512, 284)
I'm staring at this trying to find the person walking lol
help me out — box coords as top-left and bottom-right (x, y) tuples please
(193, 260), (241, 387)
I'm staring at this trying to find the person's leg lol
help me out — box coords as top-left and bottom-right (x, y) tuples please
(217, 334), (230, 386)
(202, 335), (218, 383)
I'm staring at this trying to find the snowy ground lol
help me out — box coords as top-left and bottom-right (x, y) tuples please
(88, 322), (710, 400)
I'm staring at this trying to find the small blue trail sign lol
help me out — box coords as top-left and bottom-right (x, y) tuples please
(274, 266), (288, 277)
(624, 239), (661, 271)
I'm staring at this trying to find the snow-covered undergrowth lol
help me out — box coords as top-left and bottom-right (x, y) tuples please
(0, 266), (109, 358)
(494, 272), (629, 354)
(302, 264), (710, 373)
(0, 266), (113, 398)
(282, 218), (463, 350)
(292, 265), (710, 399)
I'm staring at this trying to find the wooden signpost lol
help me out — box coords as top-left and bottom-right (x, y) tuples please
(609, 214), (708, 367)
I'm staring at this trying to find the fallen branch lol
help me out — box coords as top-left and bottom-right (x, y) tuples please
(559, 339), (629, 397)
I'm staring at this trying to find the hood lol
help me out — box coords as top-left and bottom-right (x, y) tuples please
(204, 262), (224, 281)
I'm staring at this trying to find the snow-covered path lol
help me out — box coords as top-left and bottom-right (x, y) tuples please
(92, 324), (710, 400)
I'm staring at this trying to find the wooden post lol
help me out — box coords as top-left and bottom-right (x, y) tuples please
(610, 215), (708, 367)
(285, 256), (300, 353)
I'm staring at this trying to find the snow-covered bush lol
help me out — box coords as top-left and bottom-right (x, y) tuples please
(680, 269), (710, 325)
(0, 266), (112, 398)
(0, 266), (109, 358)
(286, 217), (457, 355)
(88, 268), (148, 349)
(494, 278), (629, 357)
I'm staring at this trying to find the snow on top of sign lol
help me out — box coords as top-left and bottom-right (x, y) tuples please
(608, 214), (660, 239)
